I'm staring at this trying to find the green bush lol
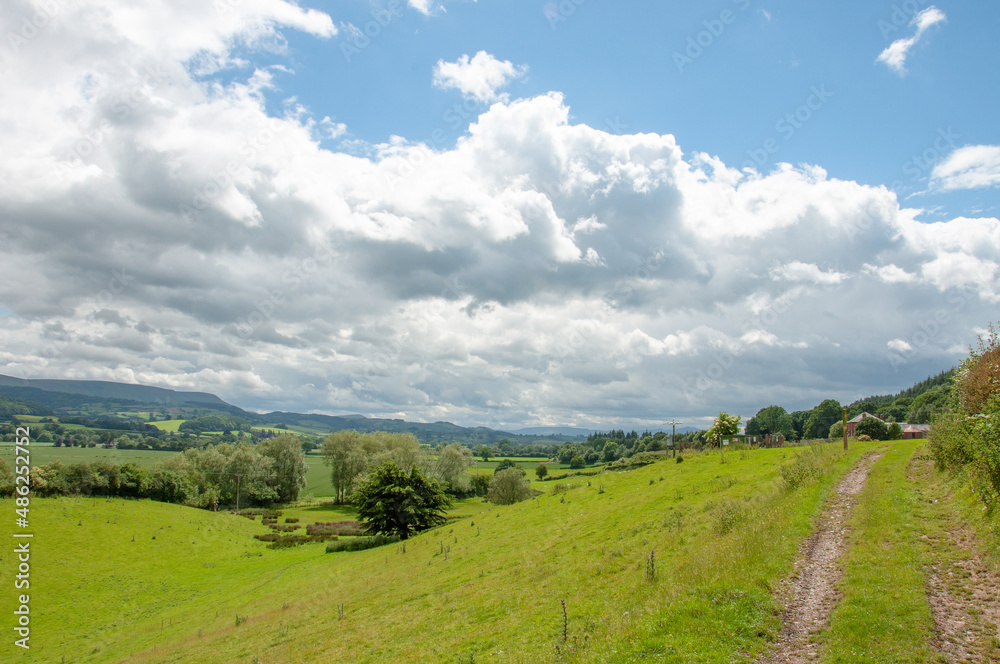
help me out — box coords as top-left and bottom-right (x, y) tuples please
(780, 451), (823, 490)
(325, 534), (400, 553)
(708, 499), (751, 535)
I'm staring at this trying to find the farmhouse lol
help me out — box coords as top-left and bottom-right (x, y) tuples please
(901, 424), (931, 439)
(845, 412), (881, 437)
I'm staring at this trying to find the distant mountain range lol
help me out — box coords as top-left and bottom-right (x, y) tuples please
(0, 374), (593, 445)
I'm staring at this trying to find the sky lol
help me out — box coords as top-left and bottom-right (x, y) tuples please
(0, 0), (998, 431)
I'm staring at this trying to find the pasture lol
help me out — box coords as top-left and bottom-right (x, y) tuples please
(3, 440), (904, 663)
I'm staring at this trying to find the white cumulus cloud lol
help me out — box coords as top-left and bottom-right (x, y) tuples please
(433, 51), (528, 103)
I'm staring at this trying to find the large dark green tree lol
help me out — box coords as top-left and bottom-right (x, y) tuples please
(804, 399), (843, 439)
(353, 461), (451, 540)
(745, 405), (795, 438)
(855, 416), (889, 441)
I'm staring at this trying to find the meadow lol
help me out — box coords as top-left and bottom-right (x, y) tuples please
(4, 440), (921, 663)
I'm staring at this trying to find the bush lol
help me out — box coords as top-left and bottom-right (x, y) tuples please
(780, 451), (822, 490)
(886, 422), (903, 440)
(855, 416), (888, 441)
(857, 434), (873, 442)
(708, 499), (751, 535)
(306, 521), (364, 537)
(569, 455), (586, 469)
(487, 468), (534, 505)
(325, 533), (400, 552)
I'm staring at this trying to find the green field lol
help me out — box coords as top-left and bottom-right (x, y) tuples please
(0, 442), (178, 468)
(3, 440), (901, 663)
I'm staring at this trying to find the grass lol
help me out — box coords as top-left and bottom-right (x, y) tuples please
(1, 441), (884, 663)
(820, 440), (938, 663)
(149, 419), (186, 432)
(0, 441), (178, 468)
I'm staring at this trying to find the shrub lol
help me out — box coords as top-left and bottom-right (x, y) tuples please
(487, 468), (534, 505)
(855, 416), (888, 441)
(709, 499), (751, 535)
(569, 455), (586, 469)
(886, 422), (903, 440)
(857, 434), (873, 442)
(780, 451), (822, 490)
(306, 521), (364, 537)
(325, 533), (400, 553)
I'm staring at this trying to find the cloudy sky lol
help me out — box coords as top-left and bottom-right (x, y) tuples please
(1, 0), (998, 431)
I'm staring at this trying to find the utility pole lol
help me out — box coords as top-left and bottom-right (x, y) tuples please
(666, 419), (683, 458)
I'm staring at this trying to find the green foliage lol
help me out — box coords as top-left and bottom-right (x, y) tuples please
(708, 499), (751, 535)
(886, 422), (903, 440)
(569, 454), (586, 469)
(0, 393), (53, 417)
(780, 451), (823, 490)
(706, 412), (741, 446)
(259, 434), (309, 503)
(494, 458), (520, 474)
(535, 463), (548, 479)
(353, 461), (450, 540)
(321, 430), (422, 503)
(745, 405), (794, 438)
(486, 467), (534, 505)
(829, 420), (844, 439)
(432, 443), (476, 494)
(178, 414), (252, 434)
(855, 416), (889, 441)
(804, 399), (842, 439)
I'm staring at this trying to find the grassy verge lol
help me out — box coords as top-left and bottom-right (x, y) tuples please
(820, 440), (938, 664)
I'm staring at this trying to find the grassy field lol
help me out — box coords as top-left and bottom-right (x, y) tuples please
(0, 442), (179, 468)
(2, 440), (892, 663)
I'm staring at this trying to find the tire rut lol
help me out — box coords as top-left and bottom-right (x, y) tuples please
(759, 452), (883, 664)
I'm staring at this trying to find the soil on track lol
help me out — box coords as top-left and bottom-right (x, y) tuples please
(759, 452), (883, 664)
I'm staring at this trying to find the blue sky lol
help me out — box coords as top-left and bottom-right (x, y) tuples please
(274, 0), (998, 218)
(0, 0), (998, 430)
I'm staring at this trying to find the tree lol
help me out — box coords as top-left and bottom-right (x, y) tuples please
(353, 461), (451, 540)
(433, 443), (476, 493)
(706, 412), (741, 447)
(746, 405), (794, 438)
(828, 420), (844, 439)
(535, 463), (548, 479)
(260, 434), (309, 503)
(855, 416), (888, 441)
(887, 422), (903, 440)
(321, 430), (422, 503)
(602, 441), (620, 462)
(494, 458), (520, 475)
(487, 468), (533, 505)
(804, 399), (842, 439)
(569, 455), (586, 469)
(476, 445), (493, 463)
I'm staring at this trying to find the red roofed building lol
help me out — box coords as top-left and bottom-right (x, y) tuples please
(845, 412), (882, 437)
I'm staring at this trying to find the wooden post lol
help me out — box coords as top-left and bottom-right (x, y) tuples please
(842, 408), (848, 450)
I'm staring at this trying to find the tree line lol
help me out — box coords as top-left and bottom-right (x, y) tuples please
(0, 435), (308, 507)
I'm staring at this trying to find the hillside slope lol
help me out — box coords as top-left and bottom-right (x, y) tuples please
(4, 442), (881, 663)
